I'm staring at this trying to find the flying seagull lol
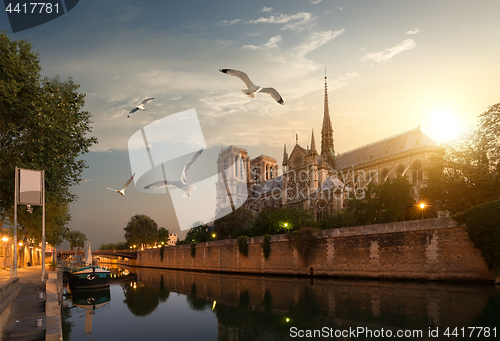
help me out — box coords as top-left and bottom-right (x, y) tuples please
(102, 174), (135, 196)
(127, 98), (154, 118)
(219, 69), (284, 105)
(143, 149), (204, 197)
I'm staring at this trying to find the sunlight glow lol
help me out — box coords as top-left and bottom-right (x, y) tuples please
(428, 109), (466, 143)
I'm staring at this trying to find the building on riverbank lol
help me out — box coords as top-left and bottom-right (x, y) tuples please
(216, 76), (442, 219)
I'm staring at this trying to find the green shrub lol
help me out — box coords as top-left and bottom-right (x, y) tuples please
(287, 227), (320, 265)
(262, 234), (271, 259)
(190, 242), (196, 257)
(237, 236), (248, 257)
(454, 200), (500, 275)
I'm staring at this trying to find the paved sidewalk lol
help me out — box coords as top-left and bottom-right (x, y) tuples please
(1, 266), (49, 341)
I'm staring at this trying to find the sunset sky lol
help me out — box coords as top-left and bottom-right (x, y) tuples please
(2, 0), (499, 247)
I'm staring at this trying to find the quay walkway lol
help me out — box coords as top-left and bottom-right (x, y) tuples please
(0, 266), (62, 341)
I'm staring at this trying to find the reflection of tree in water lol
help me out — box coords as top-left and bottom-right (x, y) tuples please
(187, 284), (211, 311)
(159, 275), (170, 303)
(474, 290), (500, 337)
(289, 285), (327, 323)
(123, 276), (171, 317)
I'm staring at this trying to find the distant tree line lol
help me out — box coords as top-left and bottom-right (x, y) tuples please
(100, 214), (169, 250)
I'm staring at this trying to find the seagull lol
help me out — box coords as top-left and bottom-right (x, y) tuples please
(127, 98), (154, 118)
(143, 149), (204, 197)
(219, 69), (284, 105)
(102, 174), (135, 196)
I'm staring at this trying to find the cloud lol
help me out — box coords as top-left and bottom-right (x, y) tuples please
(309, 0), (322, 4)
(260, 7), (273, 12)
(243, 35), (282, 49)
(219, 19), (241, 26)
(293, 29), (345, 57)
(406, 28), (420, 35)
(360, 39), (416, 63)
(246, 12), (315, 31)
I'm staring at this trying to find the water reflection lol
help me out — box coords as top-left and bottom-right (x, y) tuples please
(63, 265), (500, 340)
(122, 275), (170, 316)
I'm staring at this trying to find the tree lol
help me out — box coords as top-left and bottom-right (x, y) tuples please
(346, 176), (415, 225)
(250, 206), (314, 236)
(67, 230), (86, 251)
(158, 227), (169, 245)
(479, 102), (500, 169)
(124, 214), (158, 249)
(214, 207), (254, 239)
(180, 224), (210, 244)
(0, 31), (97, 244)
(424, 129), (500, 213)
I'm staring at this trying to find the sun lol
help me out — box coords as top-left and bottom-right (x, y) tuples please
(428, 109), (466, 143)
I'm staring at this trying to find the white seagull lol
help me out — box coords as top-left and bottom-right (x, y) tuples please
(143, 149), (204, 197)
(219, 69), (284, 105)
(102, 174), (135, 196)
(127, 98), (154, 118)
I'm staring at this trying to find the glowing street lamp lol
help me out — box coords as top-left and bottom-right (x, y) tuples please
(418, 202), (426, 219)
(212, 233), (216, 238)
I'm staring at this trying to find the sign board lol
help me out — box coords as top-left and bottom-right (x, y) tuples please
(18, 169), (43, 206)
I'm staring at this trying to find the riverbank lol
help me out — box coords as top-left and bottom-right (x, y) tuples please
(101, 217), (496, 283)
(0, 266), (62, 341)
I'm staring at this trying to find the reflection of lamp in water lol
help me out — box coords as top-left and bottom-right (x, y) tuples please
(212, 301), (216, 310)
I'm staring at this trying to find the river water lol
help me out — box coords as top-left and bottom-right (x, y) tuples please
(62, 265), (499, 340)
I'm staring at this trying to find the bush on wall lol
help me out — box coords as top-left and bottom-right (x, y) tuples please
(190, 242), (196, 257)
(287, 227), (320, 265)
(454, 200), (500, 275)
(237, 236), (248, 257)
(262, 234), (271, 259)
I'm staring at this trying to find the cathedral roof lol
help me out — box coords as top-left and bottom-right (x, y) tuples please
(335, 127), (438, 170)
(250, 176), (283, 197)
(315, 176), (345, 194)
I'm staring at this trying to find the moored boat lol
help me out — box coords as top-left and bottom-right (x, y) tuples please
(68, 241), (110, 289)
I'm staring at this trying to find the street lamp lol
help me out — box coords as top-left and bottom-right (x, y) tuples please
(418, 202), (426, 219)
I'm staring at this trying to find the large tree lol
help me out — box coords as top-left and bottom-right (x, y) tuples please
(346, 176), (415, 225)
(124, 214), (159, 249)
(0, 31), (97, 243)
(214, 206), (254, 239)
(424, 128), (500, 213)
(67, 230), (86, 251)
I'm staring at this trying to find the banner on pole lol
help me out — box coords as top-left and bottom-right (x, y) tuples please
(18, 169), (43, 206)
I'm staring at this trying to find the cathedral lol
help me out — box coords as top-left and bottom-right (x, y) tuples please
(216, 77), (441, 219)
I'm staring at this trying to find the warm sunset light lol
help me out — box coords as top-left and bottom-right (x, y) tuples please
(429, 109), (466, 143)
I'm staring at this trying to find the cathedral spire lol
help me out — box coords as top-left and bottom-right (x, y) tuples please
(283, 143), (288, 164)
(321, 73), (334, 158)
(310, 129), (317, 155)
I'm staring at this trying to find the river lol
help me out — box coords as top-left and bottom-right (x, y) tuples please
(62, 265), (500, 340)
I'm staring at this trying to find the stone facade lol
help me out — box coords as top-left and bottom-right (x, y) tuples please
(216, 76), (441, 219)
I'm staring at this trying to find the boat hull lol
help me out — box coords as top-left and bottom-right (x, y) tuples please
(69, 267), (111, 289)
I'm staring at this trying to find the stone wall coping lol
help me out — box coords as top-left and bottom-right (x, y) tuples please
(138, 217), (459, 255)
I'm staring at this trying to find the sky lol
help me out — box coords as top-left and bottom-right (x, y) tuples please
(1, 0), (499, 248)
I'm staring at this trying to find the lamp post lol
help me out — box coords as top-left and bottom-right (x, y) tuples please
(419, 202), (426, 219)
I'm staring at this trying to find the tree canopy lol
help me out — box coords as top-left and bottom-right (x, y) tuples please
(0, 31), (97, 245)
(214, 206), (254, 239)
(345, 176), (415, 225)
(424, 103), (500, 213)
(124, 214), (159, 248)
(67, 230), (86, 251)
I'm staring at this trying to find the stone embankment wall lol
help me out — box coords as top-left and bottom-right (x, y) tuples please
(135, 218), (494, 282)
